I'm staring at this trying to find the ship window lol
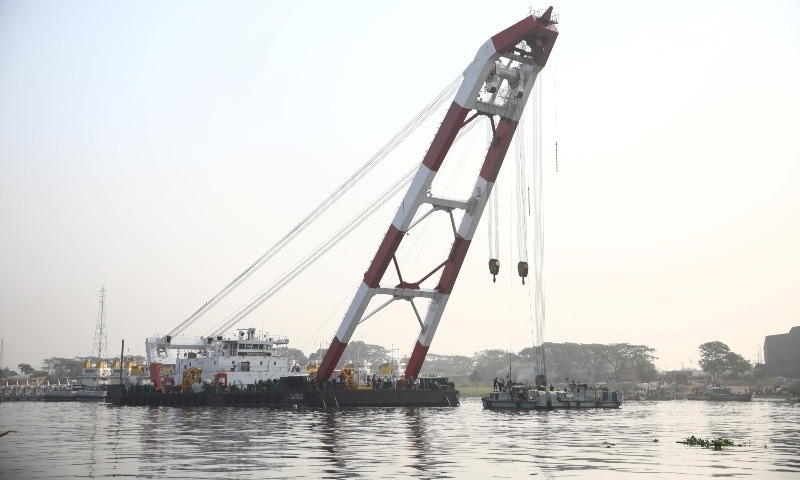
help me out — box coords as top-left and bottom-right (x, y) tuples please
(240, 362), (250, 372)
(260, 361), (263, 365)
(239, 344), (245, 349)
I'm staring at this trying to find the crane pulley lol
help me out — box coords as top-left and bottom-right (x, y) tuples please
(517, 261), (529, 285)
(488, 258), (500, 283)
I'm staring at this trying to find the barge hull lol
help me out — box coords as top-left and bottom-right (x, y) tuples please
(106, 384), (459, 408)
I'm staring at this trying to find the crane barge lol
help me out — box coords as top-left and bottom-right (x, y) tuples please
(107, 8), (559, 408)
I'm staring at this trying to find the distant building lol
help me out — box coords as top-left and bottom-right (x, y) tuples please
(764, 326), (800, 377)
(2, 375), (46, 386)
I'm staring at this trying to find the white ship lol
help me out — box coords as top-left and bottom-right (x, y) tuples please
(75, 359), (150, 401)
(145, 327), (306, 392)
(74, 360), (110, 401)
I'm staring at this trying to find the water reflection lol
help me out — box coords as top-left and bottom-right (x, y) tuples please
(768, 405), (800, 472)
(0, 399), (798, 479)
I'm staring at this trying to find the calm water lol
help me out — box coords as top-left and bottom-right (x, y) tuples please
(0, 397), (798, 479)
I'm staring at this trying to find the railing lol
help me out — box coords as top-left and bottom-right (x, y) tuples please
(530, 8), (559, 24)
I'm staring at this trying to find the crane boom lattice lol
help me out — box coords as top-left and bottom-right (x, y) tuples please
(315, 9), (559, 382)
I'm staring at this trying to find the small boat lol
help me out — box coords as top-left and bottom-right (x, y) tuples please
(703, 386), (753, 402)
(74, 360), (110, 402)
(482, 382), (622, 410)
(43, 378), (77, 402)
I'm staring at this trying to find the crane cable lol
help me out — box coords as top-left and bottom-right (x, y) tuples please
(531, 71), (547, 377)
(487, 119), (501, 282)
(554, 63), (558, 173)
(207, 166), (417, 337)
(207, 111), (488, 338)
(514, 103), (529, 285)
(168, 75), (462, 338)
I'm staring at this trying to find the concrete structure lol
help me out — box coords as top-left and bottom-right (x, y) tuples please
(764, 326), (800, 377)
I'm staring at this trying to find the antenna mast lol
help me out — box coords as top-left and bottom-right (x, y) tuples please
(92, 285), (108, 360)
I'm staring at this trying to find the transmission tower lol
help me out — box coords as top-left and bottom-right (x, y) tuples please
(92, 285), (107, 360)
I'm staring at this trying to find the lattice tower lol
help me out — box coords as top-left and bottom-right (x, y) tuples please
(93, 285), (107, 360)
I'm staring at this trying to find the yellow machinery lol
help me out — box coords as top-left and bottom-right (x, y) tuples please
(339, 367), (375, 390)
(339, 367), (358, 389)
(181, 367), (203, 393)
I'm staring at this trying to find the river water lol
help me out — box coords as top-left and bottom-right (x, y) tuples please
(0, 397), (798, 479)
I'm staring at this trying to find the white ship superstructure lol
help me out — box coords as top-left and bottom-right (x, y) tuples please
(146, 328), (305, 391)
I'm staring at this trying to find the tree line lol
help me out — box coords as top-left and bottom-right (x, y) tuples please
(1, 340), (757, 384)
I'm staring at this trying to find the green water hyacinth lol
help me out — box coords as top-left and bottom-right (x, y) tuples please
(682, 435), (737, 449)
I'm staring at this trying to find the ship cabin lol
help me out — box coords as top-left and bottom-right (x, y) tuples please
(170, 328), (304, 386)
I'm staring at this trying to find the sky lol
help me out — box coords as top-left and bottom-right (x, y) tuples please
(1, 1), (799, 375)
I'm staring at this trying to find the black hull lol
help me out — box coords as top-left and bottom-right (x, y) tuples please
(106, 384), (459, 408)
(703, 394), (753, 402)
(42, 396), (76, 402)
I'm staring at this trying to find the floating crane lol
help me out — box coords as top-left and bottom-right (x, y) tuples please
(315, 8), (559, 383)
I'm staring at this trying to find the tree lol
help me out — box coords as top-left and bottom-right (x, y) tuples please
(306, 347), (327, 365)
(470, 349), (517, 383)
(340, 341), (389, 369)
(698, 341), (730, 381)
(41, 357), (87, 381)
(602, 343), (657, 381)
(584, 344), (611, 383)
(724, 352), (752, 379)
(17, 363), (35, 375)
(634, 358), (659, 382)
(422, 353), (473, 377)
(544, 342), (583, 380)
(449, 355), (475, 377)
(284, 348), (308, 367)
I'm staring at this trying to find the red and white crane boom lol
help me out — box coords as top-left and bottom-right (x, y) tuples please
(316, 8), (559, 383)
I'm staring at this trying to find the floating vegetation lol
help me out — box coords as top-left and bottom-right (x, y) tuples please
(681, 435), (738, 449)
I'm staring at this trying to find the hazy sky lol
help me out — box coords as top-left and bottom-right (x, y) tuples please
(2, 1), (799, 375)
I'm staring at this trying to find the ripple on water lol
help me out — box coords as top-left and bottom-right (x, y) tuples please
(0, 397), (799, 479)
